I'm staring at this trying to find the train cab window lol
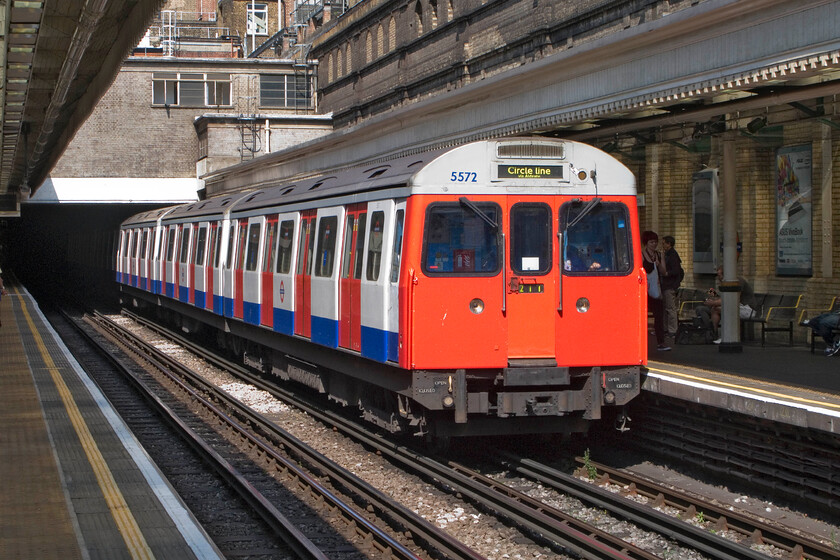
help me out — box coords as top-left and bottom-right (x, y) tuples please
(510, 203), (551, 275)
(245, 223), (262, 272)
(390, 209), (405, 283)
(315, 216), (338, 277)
(341, 216), (355, 279)
(366, 211), (385, 281)
(194, 226), (207, 265)
(179, 227), (191, 264)
(276, 220), (294, 274)
(262, 221), (277, 273)
(354, 213), (367, 280)
(422, 203), (500, 275)
(560, 201), (632, 275)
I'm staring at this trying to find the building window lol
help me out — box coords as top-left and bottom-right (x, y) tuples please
(260, 74), (312, 108)
(247, 3), (268, 35)
(152, 72), (231, 107)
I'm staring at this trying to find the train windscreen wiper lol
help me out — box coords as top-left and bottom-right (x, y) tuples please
(565, 197), (602, 230)
(459, 197), (499, 231)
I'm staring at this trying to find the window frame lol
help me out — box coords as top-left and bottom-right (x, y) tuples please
(559, 201), (634, 276)
(420, 201), (502, 277)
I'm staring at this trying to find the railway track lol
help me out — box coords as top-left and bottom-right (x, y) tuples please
(83, 310), (484, 560)
(115, 308), (827, 560)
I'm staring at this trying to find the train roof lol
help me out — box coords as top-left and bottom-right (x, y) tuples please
(121, 206), (177, 227)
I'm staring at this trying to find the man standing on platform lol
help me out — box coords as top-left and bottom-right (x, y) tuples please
(660, 236), (683, 341)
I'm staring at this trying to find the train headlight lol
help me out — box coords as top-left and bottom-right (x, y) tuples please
(469, 298), (485, 314)
(604, 391), (616, 404)
(576, 297), (590, 313)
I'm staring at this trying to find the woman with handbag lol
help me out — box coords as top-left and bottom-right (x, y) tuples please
(642, 231), (670, 351)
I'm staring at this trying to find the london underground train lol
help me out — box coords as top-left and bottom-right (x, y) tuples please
(117, 138), (645, 441)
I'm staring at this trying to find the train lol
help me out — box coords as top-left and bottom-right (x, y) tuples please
(116, 137), (645, 442)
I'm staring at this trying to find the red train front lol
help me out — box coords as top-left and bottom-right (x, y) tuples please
(117, 138), (644, 441)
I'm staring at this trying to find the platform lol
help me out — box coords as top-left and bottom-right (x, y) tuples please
(646, 335), (840, 436)
(0, 283), (222, 560)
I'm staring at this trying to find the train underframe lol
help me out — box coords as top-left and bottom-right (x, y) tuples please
(121, 285), (640, 440)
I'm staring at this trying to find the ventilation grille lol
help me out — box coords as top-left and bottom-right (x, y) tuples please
(497, 142), (565, 160)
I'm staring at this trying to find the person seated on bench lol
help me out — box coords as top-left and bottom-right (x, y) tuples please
(700, 266), (753, 344)
(801, 312), (840, 356)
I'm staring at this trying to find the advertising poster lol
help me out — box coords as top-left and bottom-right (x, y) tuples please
(776, 144), (812, 276)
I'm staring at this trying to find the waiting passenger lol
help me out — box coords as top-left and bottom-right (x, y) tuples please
(801, 312), (840, 356)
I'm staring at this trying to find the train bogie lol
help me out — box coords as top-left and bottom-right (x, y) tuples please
(117, 138), (644, 439)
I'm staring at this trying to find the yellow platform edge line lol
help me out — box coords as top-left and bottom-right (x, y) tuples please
(20, 300), (155, 560)
(647, 366), (840, 412)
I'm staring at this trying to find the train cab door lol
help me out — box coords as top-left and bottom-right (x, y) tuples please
(233, 218), (248, 320)
(260, 216), (277, 328)
(242, 216), (265, 325)
(193, 223), (209, 308)
(294, 210), (316, 337)
(339, 204), (366, 351)
(505, 201), (557, 360)
(272, 214), (298, 335)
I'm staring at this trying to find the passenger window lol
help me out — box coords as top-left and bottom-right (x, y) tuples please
(236, 223), (248, 270)
(510, 203), (551, 275)
(560, 201), (632, 275)
(354, 213), (367, 280)
(194, 226), (207, 265)
(422, 203), (500, 275)
(306, 221), (315, 276)
(179, 227), (191, 264)
(341, 216), (355, 279)
(276, 220), (294, 274)
(390, 209), (404, 283)
(262, 220), (277, 273)
(209, 226), (218, 268)
(296, 219), (309, 275)
(366, 211), (385, 281)
(225, 226), (236, 269)
(315, 216), (338, 277)
(245, 223), (262, 272)
(140, 231), (149, 258)
(166, 227), (177, 262)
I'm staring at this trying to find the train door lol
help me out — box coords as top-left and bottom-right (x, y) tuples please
(151, 225), (164, 294)
(118, 230), (127, 283)
(387, 201), (406, 362)
(242, 217), (265, 325)
(360, 200), (395, 362)
(193, 223), (209, 308)
(205, 222), (218, 311)
(177, 224), (193, 303)
(233, 218), (248, 319)
(294, 210), (316, 337)
(506, 200), (556, 360)
(311, 207), (345, 347)
(260, 216), (278, 328)
(164, 225), (178, 298)
(222, 220), (237, 316)
(272, 214), (298, 335)
(339, 204), (366, 351)
(129, 229), (139, 287)
(139, 228), (150, 291)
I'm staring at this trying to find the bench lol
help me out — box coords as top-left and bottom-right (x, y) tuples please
(798, 297), (840, 353)
(740, 293), (803, 347)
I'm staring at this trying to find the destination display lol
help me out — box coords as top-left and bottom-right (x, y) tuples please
(498, 165), (563, 179)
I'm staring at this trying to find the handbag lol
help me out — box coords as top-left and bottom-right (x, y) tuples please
(647, 262), (662, 299)
(739, 303), (755, 319)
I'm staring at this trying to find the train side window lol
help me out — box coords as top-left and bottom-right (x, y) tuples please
(194, 225), (207, 265)
(341, 215), (355, 279)
(390, 209), (405, 283)
(166, 228), (177, 262)
(140, 231), (149, 259)
(225, 225), (236, 269)
(366, 211), (385, 281)
(179, 226), (191, 264)
(510, 203), (551, 275)
(315, 216), (338, 277)
(306, 221), (316, 276)
(422, 203), (500, 275)
(276, 220), (294, 274)
(245, 223), (262, 272)
(236, 223), (248, 270)
(354, 213), (367, 280)
(208, 226), (218, 268)
(296, 219), (309, 275)
(262, 220), (277, 273)
(560, 201), (632, 275)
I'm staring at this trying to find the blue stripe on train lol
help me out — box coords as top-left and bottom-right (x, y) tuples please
(178, 286), (189, 302)
(273, 308), (294, 335)
(166, 282), (175, 298)
(361, 325), (399, 363)
(213, 294), (224, 315)
(194, 290), (206, 309)
(152, 280), (162, 295)
(311, 315), (338, 348)
(243, 301), (260, 325)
